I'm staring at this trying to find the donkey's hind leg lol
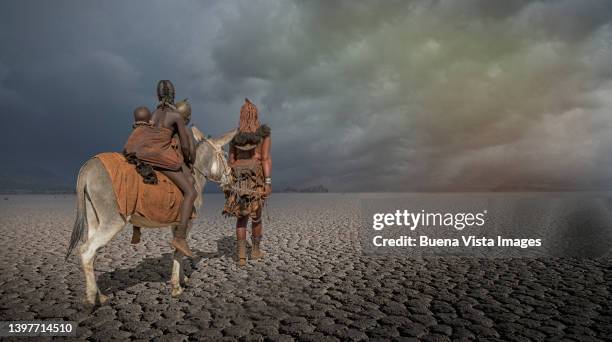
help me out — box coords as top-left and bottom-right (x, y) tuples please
(80, 220), (125, 306)
(79, 158), (126, 306)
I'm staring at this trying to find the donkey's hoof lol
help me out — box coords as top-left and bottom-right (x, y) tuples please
(171, 286), (184, 297)
(82, 298), (98, 313)
(183, 276), (189, 285)
(98, 293), (110, 305)
(81, 299), (97, 313)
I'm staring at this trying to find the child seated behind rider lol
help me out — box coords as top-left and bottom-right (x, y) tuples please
(132, 106), (152, 127)
(129, 106), (152, 244)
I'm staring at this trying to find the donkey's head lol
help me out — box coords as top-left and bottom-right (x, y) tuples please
(191, 126), (237, 188)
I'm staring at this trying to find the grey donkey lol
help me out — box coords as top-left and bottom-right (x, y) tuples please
(66, 127), (236, 306)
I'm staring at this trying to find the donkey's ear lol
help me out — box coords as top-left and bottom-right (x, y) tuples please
(191, 126), (205, 142)
(212, 128), (238, 147)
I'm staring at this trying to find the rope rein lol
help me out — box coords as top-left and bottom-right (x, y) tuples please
(194, 137), (232, 186)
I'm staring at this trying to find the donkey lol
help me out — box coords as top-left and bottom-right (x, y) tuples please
(65, 127), (236, 306)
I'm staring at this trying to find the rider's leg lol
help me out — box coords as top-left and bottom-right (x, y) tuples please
(161, 168), (196, 227)
(160, 168), (196, 257)
(181, 164), (195, 187)
(236, 216), (248, 266)
(251, 207), (264, 259)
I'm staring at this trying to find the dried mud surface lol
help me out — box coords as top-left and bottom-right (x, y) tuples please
(0, 194), (610, 341)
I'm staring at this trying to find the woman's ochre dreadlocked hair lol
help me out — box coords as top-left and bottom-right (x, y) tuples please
(239, 98), (260, 133)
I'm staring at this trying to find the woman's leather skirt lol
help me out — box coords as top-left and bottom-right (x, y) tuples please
(222, 159), (266, 219)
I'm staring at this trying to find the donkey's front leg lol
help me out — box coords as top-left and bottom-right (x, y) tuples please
(170, 248), (184, 297)
(171, 221), (195, 297)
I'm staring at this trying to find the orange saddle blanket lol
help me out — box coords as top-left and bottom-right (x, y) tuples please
(95, 152), (194, 227)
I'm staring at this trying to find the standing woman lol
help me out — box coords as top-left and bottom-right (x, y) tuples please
(223, 99), (272, 266)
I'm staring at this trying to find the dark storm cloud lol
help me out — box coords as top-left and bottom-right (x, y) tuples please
(0, 0), (222, 176)
(1, 0), (612, 191)
(209, 0), (612, 190)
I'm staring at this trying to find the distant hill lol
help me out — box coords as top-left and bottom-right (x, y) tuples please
(283, 185), (329, 193)
(0, 164), (72, 194)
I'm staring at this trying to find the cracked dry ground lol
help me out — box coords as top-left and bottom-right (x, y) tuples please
(0, 194), (611, 341)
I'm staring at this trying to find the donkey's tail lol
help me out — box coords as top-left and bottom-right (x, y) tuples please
(65, 160), (89, 260)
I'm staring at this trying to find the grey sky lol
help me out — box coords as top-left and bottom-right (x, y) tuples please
(1, 1), (612, 191)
